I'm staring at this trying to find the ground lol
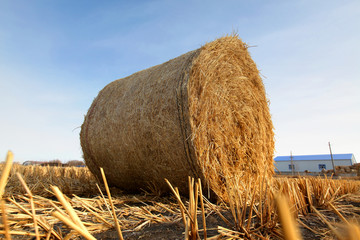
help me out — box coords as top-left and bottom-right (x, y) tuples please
(85, 196), (360, 240)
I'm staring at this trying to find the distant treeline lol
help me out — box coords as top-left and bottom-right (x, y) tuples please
(23, 160), (86, 167)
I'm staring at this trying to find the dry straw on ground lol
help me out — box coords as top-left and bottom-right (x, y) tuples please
(1, 163), (99, 197)
(1, 153), (360, 239)
(80, 35), (274, 199)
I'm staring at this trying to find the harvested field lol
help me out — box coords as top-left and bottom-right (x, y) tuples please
(2, 163), (98, 197)
(1, 152), (360, 239)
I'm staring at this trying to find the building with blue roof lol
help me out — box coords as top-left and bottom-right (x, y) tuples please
(274, 153), (356, 173)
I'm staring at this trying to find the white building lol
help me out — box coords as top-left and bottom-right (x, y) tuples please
(274, 153), (356, 173)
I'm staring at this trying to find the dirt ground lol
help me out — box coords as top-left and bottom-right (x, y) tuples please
(87, 197), (360, 240)
(91, 213), (236, 240)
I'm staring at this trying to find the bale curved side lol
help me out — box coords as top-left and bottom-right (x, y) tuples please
(80, 50), (204, 193)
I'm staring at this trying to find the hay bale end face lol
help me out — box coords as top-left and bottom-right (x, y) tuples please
(80, 36), (274, 199)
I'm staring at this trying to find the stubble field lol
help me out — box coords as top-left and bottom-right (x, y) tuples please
(1, 152), (360, 240)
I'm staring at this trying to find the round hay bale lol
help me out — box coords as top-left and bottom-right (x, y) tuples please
(80, 36), (274, 199)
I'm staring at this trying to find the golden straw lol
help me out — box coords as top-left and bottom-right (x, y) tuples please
(1, 199), (11, 240)
(275, 195), (302, 240)
(100, 167), (124, 240)
(0, 151), (14, 200)
(51, 185), (88, 231)
(198, 178), (207, 240)
(52, 211), (96, 240)
(17, 173), (40, 240)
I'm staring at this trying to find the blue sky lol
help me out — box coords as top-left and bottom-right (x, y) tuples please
(1, 0), (359, 163)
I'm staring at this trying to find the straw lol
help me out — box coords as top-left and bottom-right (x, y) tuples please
(17, 173), (40, 240)
(0, 151), (14, 200)
(0, 230), (46, 237)
(198, 178), (207, 240)
(1, 155), (360, 239)
(7, 197), (62, 239)
(348, 224), (360, 240)
(311, 206), (341, 239)
(328, 202), (350, 224)
(275, 195), (302, 240)
(73, 195), (113, 227)
(96, 183), (112, 214)
(52, 211), (96, 240)
(51, 185), (88, 231)
(100, 167), (124, 240)
(1, 199), (11, 240)
(165, 178), (194, 224)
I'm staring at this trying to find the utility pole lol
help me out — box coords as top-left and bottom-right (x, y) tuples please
(328, 142), (336, 175)
(290, 151), (294, 175)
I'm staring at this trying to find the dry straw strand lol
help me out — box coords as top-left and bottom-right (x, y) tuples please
(16, 173), (40, 240)
(51, 185), (88, 232)
(1, 199), (11, 240)
(176, 187), (187, 226)
(0, 230), (47, 238)
(7, 197), (62, 239)
(52, 211), (96, 240)
(45, 226), (53, 240)
(328, 202), (350, 225)
(275, 194), (302, 240)
(73, 195), (113, 227)
(311, 206), (342, 239)
(100, 167), (124, 240)
(165, 178), (194, 224)
(198, 178), (207, 240)
(348, 224), (360, 240)
(0, 151), (13, 200)
(96, 183), (112, 214)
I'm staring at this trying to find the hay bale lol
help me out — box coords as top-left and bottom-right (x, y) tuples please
(80, 36), (274, 199)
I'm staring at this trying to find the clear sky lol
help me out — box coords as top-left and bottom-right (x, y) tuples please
(1, 0), (359, 163)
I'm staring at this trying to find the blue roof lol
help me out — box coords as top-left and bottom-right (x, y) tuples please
(274, 153), (354, 162)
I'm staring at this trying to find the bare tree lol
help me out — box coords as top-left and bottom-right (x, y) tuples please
(66, 160), (85, 167)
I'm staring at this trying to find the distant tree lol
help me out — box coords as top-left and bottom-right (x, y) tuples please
(66, 160), (85, 167)
(50, 159), (62, 163)
(41, 159), (62, 167)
